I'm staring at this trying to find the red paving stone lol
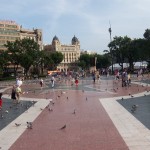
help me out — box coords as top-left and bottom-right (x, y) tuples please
(7, 79), (150, 150)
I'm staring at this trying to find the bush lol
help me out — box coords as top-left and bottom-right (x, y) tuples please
(0, 76), (15, 81)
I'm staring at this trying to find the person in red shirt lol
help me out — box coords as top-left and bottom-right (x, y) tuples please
(0, 93), (3, 110)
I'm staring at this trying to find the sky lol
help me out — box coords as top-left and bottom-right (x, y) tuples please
(1, 0), (150, 54)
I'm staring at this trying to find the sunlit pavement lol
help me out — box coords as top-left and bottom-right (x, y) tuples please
(0, 75), (150, 150)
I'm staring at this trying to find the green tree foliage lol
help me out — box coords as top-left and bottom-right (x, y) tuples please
(5, 38), (40, 76)
(78, 54), (91, 69)
(50, 51), (63, 70)
(96, 54), (111, 69)
(78, 53), (110, 70)
(108, 36), (131, 71)
(0, 51), (10, 76)
(4, 40), (22, 75)
(143, 29), (150, 40)
(51, 51), (63, 65)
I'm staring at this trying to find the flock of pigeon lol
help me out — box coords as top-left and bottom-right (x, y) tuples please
(120, 84), (150, 113)
(1, 79), (150, 131)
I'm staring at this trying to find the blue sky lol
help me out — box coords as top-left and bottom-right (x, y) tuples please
(1, 0), (150, 53)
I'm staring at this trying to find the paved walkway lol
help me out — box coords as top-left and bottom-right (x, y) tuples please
(0, 76), (150, 150)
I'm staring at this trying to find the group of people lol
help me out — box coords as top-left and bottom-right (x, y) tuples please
(39, 76), (55, 88)
(114, 69), (131, 87)
(0, 77), (23, 112)
(11, 78), (23, 104)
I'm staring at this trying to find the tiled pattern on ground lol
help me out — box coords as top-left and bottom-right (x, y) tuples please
(9, 90), (129, 150)
(0, 98), (36, 130)
(0, 77), (150, 150)
(118, 94), (150, 129)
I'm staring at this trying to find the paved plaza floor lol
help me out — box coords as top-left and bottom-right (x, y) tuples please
(0, 75), (150, 150)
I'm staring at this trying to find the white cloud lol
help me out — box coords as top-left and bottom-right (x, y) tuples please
(1, 0), (150, 52)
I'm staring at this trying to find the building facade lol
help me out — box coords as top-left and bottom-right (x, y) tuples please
(0, 20), (43, 52)
(20, 27), (43, 50)
(0, 20), (20, 51)
(44, 35), (80, 71)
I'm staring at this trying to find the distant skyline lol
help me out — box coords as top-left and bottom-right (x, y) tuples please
(1, 0), (150, 54)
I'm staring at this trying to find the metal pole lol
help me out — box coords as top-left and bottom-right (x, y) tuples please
(108, 21), (113, 74)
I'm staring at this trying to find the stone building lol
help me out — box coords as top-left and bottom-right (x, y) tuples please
(44, 35), (80, 71)
(20, 27), (43, 50)
(0, 20), (43, 75)
(0, 20), (20, 51)
(0, 20), (43, 52)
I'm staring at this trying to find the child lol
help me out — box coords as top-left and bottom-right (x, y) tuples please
(0, 93), (3, 110)
(75, 77), (79, 86)
(16, 85), (22, 103)
(40, 78), (43, 87)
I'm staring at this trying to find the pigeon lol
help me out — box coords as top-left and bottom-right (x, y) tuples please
(60, 124), (66, 130)
(131, 95), (134, 98)
(15, 123), (21, 126)
(46, 104), (50, 108)
(86, 97), (88, 101)
(113, 89), (117, 92)
(121, 97), (124, 100)
(31, 100), (35, 105)
(51, 101), (55, 105)
(27, 122), (32, 129)
(72, 109), (76, 114)
(40, 108), (43, 110)
(131, 105), (138, 113)
(5, 110), (9, 113)
(48, 108), (53, 111)
(67, 97), (69, 100)
(25, 104), (29, 109)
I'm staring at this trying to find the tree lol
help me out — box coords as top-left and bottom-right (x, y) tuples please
(5, 40), (22, 76)
(125, 39), (141, 71)
(78, 60), (86, 70)
(18, 38), (41, 76)
(0, 51), (10, 76)
(143, 29), (150, 40)
(96, 54), (111, 69)
(79, 54), (91, 69)
(40, 51), (54, 71)
(108, 36), (131, 71)
(50, 51), (63, 70)
(5, 38), (41, 76)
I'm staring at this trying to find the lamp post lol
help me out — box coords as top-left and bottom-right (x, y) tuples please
(108, 21), (113, 74)
(95, 56), (97, 71)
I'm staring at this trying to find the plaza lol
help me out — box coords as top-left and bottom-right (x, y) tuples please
(0, 75), (150, 150)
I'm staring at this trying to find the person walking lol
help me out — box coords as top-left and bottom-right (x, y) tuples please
(11, 85), (17, 103)
(51, 76), (55, 88)
(0, 93), (3, 110)
(40, 78), (44, 87)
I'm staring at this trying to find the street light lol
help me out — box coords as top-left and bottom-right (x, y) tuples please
(94, 56), (97, 71)
(108, 21), (113, 74)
